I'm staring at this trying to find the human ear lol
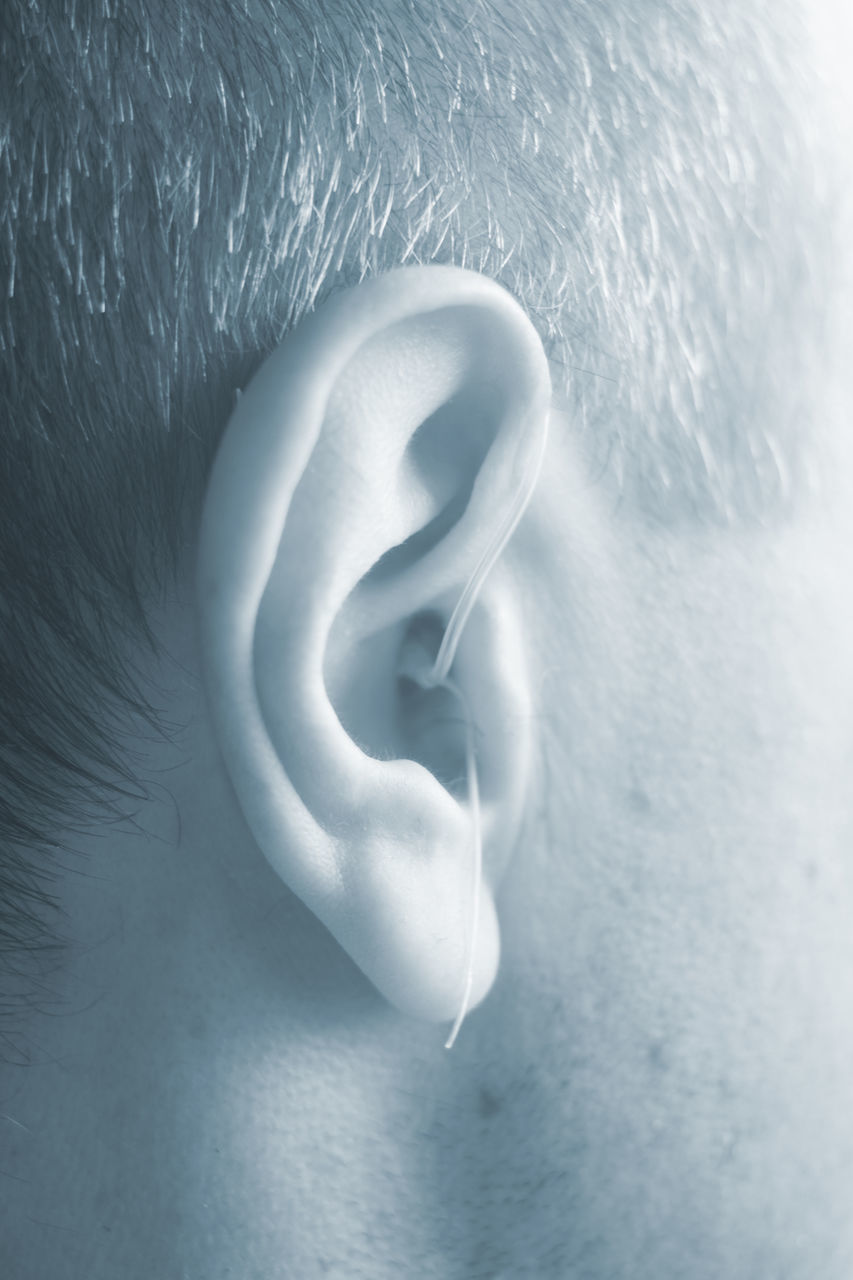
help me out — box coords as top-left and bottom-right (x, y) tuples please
(196, 266), (550, 1027)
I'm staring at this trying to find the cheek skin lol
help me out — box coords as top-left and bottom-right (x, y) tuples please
(482, 503), (853, 1275)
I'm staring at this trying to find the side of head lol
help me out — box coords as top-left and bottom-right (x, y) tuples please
(1, 2), (853, 1277)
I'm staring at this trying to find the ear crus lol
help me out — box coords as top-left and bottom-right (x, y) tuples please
(196, 266), (550, 1028)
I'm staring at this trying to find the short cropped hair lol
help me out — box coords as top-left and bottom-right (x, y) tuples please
(0, 0), (834, 1040)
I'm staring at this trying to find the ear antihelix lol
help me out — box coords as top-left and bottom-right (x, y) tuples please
(196, 265), (550, 1031)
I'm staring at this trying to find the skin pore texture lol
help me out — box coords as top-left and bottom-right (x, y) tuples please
(2, 3), (853, 1280)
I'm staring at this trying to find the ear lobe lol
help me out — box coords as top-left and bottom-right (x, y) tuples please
(196, 266), (550, 1026)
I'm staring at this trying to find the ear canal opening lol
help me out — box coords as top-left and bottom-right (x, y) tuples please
(324, 605), (471, 794)
(394, 610), (469, 795)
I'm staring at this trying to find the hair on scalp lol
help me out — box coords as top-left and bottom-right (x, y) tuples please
(0, 0), (836, 1036)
